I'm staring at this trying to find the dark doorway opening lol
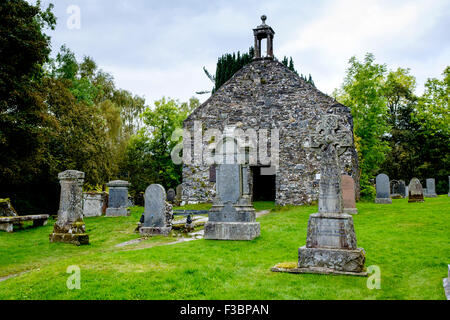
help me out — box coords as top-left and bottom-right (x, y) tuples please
(251, 166), (276, 201)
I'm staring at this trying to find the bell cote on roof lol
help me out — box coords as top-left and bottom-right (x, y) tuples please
(253, 15), (275, 60)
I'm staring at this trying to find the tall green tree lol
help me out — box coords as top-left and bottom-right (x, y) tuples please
(123, 97), (200, 199)
(334, 53), (391, 198)
(0, 0), (56, 186)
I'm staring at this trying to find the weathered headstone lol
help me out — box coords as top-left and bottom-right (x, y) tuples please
(49, 170), (89, 245)
(139, 184), (173, 236)
(204, 125), (260, 241)
(425, 178), (437, 198)
(106, 180), (131, 217)
(167, 188), (176, 203)
(408, 178), (424, 203)
(375, 174), (392, 204)
(175, 184), (183, 206)
(405, 186), (409, 198)
(341, 175), (358, 214)
(295, 115), (366, 276)
(448, 176), (450, 197)
(444, 264), (450, 300)
(0, 199), (18, 217)
(83, 192), (106, 217)
(398, 180), (406, 198)
(390, 180), (403, 199)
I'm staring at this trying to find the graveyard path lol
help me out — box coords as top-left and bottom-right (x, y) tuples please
(115, 210), (271, 252)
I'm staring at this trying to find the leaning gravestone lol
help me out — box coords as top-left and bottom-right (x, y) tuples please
(49, 170), (89, 246)
(408, 178), (424, 203)
(106, 180), (131, 217)
(140, 184), (173, 236)
(292, 115), (365, 276)
(425, 179), (437, 198)
(375, 174), (392, 204)
(342, 175), (358, 214)
(204, 125), (260, 241)
(167, 188), (176, 204)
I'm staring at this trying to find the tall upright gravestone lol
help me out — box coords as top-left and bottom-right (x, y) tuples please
(204, 125), (260, 241)
(375, 174), (392, 204)
(408, 178), (424, 203)
(296, 115), (366, 276)
(49, 170), (89, 246)
(341, 175), (358, 214)
(106, 180), (131, 216)
(140, 184), (173, 236)
(425, 179), (437, 198)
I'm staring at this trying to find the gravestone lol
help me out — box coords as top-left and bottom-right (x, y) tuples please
(167, 189), (176, 203)
(83, 192), (106, 217)
(444, 265), (450, 300)
(0, 199), (18, 217)
(204, 125), (260, 241)
(175, 184), (183, 206)
(405, 186), (409, 198)
(408, 178), (424, 203)
(398, 180), (406, 198)
(296, 115), (366, 276)
(341, 175), (358, 214)
(140, 184), (173, 236)
(106, 180), (131, 217)
(448, 176), (450, 197)
(390, 180), (403, 199)
(425, 179), (437, 198)
(375, 174), (392, 204)
(49, 170), (89, 245)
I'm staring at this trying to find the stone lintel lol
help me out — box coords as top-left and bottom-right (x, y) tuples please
(58, 170), (85, 180)
(106, 180), (131, 188)
(204, 222), (260, 241)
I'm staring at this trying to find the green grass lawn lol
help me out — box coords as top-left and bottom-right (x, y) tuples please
(0, 197), (449, 300)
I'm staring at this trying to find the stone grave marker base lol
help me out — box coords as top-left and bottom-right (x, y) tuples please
(271, 263), (367, 277)
(297, 246), (366, 276)
(106, 208), (130, 217)
(375, 198), (392, 204)
(204, 222), (260, 241)
(140, 227), (172, 236)
(49, 232), (89, 246)
(408, 196), (424, 203)
(343, 208), (358, 215)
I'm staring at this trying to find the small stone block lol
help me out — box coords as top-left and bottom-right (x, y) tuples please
(344, 208), (358, 215)
(106, 208), (130, 217)
(49, 233), (89, 246)
(204, 222), (260, 240)
(375, 198), (392, 204)
(298, 246), (366, 274)
(139, 227), (172, 236)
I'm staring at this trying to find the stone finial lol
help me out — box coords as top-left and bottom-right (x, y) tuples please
(253, 15), (275, 60)
(261, 15), (267, 25)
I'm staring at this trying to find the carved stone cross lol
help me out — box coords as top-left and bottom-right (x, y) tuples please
(310, 115), (353, 214)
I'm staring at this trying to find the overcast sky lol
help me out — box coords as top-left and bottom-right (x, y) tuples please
(35, 0), (450, 106)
